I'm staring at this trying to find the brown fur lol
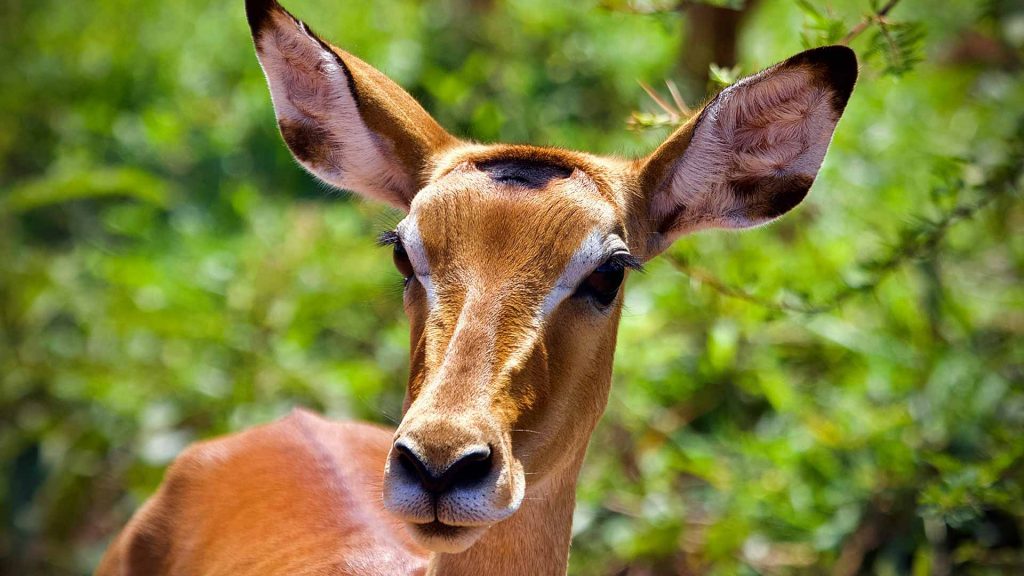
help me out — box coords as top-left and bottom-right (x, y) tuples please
(98, 2), (857, 575)
(97, 411), (428, 575)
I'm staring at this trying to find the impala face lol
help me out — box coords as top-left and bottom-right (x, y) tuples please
(247, 0), (856, 555)
(380, 151), (637, 551)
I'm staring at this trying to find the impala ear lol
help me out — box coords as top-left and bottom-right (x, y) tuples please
(245, 0), (457, 210)
(635, 45), (857, 255)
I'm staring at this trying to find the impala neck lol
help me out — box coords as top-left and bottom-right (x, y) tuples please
(427, 450), (587, 576)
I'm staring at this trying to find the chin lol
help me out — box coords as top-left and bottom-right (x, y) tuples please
(406, 521), (488, 554)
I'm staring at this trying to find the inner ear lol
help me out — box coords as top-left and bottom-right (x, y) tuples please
(246, 0), (456, 210)
(638, 45), (858, 251)
(657, 63), (849, 229)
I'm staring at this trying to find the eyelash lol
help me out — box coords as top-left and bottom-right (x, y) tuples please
(602, 252), (643, 273)
(379, 230), (415, 286)
(571, 252), (641, 308)
(377, 230), (400, 247)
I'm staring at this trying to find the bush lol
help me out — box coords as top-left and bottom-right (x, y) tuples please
(2, 0), (1022, 573)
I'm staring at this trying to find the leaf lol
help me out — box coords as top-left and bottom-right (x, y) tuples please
(694, 0), (746, 8)
(865, 20), (927, 76)
(2, 167), (173, 213)
(796, 0), (847, 46)
(794, 0), (826, 23)
(708, 63), (742, 91)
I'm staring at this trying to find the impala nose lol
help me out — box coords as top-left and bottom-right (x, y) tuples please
(394, 439), (493, 495)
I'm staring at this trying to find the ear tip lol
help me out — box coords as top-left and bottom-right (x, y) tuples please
(788, 45), (859, 112)
(245, 0), (283, 35)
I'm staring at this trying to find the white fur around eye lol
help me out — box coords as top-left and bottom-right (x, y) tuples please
(397, 216), (436, 309)
(540, 230), (627, 318)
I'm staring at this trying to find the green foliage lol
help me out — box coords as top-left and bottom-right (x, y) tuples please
(795, 0), (848, 46)
(864, 20), (927, 76)
(707, 63), (742, 91)
(2, 1), (1023, 575)
(602, 0), (748, 13)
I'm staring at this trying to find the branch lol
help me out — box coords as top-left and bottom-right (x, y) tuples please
(665, 256), (821, 315)
(840, 0), (901, 45)
(665, 125), (1024, 317)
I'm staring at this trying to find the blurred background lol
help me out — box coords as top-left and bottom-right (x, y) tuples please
(2, 0), (1022, 574)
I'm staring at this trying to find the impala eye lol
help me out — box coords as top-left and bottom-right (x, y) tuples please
(575, 252), (642, 307)
(378, 230), (414, 283)
(393, 241), (414, 281)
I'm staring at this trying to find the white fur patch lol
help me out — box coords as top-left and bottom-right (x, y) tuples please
(541, 229), (628, 317)
(397, 216), (436, 308)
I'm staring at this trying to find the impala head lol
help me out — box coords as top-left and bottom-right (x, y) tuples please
(247, 0), (856, 554)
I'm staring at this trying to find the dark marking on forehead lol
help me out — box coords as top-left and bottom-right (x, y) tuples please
(476, 158), (573, 189)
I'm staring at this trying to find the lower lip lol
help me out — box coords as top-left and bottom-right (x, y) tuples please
(414, 520), (467, 539)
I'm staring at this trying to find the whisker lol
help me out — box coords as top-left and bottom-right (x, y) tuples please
(378, 409), (400, 426)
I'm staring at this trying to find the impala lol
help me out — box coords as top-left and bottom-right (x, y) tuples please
(98, 1), (857, 574)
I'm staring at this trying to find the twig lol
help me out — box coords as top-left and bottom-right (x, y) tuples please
(840, 0), (901, 45)
(669, 193), (1013, 317)
(637, 79), (682, 122)
(665, 257), (819, 315)
(665, 79), (692, 116)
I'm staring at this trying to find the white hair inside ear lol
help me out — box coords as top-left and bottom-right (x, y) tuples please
(247, 0), (456, 211)
(644, 45), (857, 246)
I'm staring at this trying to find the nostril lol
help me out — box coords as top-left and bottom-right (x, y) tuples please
(396, 445), (419, 477)
(394, 439), (435, 490)
(441, 445), (493, 491)
(393, 439), (494, 495)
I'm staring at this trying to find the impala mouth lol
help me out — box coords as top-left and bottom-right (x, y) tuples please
(416, 520), (465, 537)
(407, 520), (487, 553)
